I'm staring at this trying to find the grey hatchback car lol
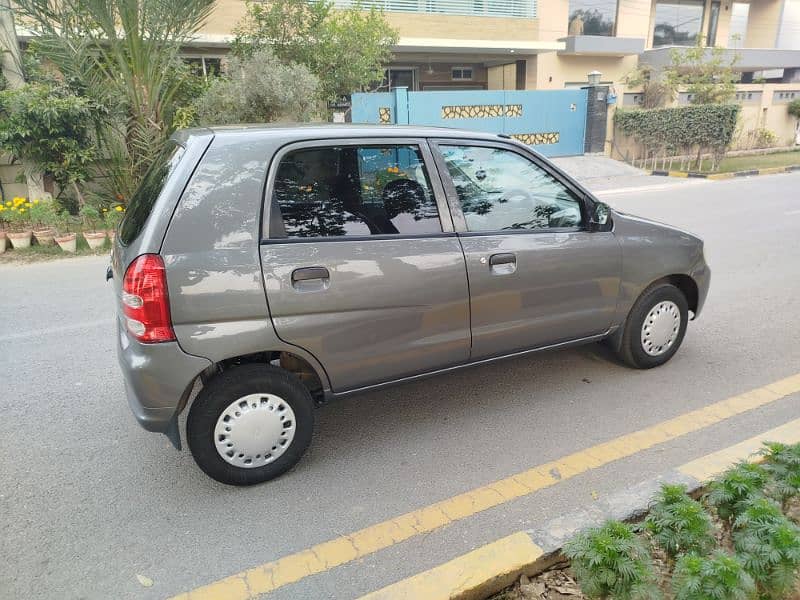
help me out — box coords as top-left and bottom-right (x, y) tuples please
(112, 124), (709, 485)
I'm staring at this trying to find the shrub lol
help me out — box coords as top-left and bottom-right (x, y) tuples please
(194, 49), (320, 126)
(0, 82), (101, 203)
(733, 497), (800, 598)
(672, 551), (756, 600)
(644, 484), (716, 557)
(707, 462), (770, 523)
(788, 99), (800, 120)
(615, 104), (740, 171)
(760, 442), (800, 510)
(564, 521), (660, 599)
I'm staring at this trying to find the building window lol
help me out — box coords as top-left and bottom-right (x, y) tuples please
(652, 0), (705, 47)
(383, 68), (417, 91)
(330, 0), (535, 19)
(567, 0), (617, 36)
(182, 56), (222, 78)
(727, 2), (750, 48)
(451, 67), (473, 81)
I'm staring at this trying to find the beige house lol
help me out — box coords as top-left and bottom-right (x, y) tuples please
(191, 0), (800, 93)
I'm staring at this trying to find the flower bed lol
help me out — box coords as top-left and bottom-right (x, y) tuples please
(491, 442), (800, 600)
(0, 196), (124, 260)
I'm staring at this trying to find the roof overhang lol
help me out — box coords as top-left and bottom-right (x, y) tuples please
(393, 37), (564, 55)
(558, 35), (645, 57)
(641, 46), (800, 71)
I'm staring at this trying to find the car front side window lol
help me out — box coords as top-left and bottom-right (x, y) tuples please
(439, 145), (584, 233)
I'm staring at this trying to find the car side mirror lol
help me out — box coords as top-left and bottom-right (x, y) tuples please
(589, 201), (610, 231)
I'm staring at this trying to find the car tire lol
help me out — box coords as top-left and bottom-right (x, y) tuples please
(187, 364), (314, 486)
(616, 283), (689, 369)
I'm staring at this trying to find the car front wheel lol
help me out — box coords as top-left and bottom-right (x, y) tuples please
(615, 283), (689, 369)
(187, 364), (314, 485)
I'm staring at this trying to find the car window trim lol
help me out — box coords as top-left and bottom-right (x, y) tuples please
(261, 137), (454, 242)
(428, 138), (591, 235)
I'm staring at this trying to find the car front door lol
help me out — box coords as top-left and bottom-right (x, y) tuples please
(431, 140), (622, 361)
(260, 139), (471, 392)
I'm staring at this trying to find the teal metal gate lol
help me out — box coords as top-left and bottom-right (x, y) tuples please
(351, 87), (588, 157)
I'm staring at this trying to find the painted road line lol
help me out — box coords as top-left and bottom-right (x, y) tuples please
(360, 531), (544, 600)
(360, 417), (800, 600)
(678, 417), (800, 481)
(593, 180), (709, 196)
(170, 373), (800, 600)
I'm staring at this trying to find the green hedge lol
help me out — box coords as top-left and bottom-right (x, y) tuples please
(615, 104), (740, 154)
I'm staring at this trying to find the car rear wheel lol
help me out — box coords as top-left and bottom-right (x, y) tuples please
(615, 283), (689, 369)
(187, 364), (314, 485)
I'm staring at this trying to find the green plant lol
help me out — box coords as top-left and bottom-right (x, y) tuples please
(14, 0), (215, 203)
(231, 0), (398, 102)
(79, 204), (102, 233)
(0, 82), (101, 204)
(665, 43), (740, 105)
(194, 49), (320, 125)
(787, 99), (800, 119)
(733, 497), (800, 598)
(751, 128), (778, 149)
(103, 205), (125, 231)
(27, 199), (58, 230)
(672, 551), (756, 600)
(2, 196), (33, 231)
(564, 521), (660, 599)
(624, 65), (676, 109)
(644, 483), (715, 558)
(707, 462), (770, 523)
(761, 442), (800, 511)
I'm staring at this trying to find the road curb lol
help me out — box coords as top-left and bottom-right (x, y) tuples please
(649, 164), (800, 180)
(358, 417), (800, 600)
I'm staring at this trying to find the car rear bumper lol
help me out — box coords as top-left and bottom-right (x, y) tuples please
(117, 319), (211, 433)
(691, 260), (711, 319)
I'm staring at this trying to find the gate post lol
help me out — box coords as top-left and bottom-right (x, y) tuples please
(393, 86), (409, 124)
(582, 85), (609, 154)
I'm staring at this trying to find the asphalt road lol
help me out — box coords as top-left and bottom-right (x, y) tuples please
(2, 172), (799, 600)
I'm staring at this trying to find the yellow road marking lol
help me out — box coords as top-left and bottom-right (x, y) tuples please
(171, 373), (800, 600)
(679, 417), (800, 481)
(361, 417), (800, 600)
(360, 531), (543, 600)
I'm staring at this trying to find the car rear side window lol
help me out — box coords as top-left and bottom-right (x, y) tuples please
(272, 145), (441, 238)
(119, 143), (186, 246)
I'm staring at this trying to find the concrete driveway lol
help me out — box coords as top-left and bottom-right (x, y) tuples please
(1, 171), (798, 600)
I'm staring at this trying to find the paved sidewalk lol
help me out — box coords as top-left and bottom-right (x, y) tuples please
(552, 154), (699, 193)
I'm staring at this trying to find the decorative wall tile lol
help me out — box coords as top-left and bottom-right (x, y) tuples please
(379, 107), (392, 123)
(441, 104), (523, 119)
(510, 132), (560, 145)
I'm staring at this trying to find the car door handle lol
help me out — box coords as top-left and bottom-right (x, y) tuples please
(291, 266), (330, 282)
(489, 253), (516, 266)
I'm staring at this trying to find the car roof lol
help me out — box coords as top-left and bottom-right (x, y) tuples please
(173, 123), (507, 144)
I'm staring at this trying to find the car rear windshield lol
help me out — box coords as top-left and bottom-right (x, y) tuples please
(119, 142), (186, 246)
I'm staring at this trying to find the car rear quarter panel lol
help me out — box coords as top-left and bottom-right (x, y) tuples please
(159, 132), (331, 391)
(611, 211), (708, 323)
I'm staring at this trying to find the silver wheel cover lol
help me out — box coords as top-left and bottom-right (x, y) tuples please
(214, 394), (297, 468)
(641, 300), (681, 356)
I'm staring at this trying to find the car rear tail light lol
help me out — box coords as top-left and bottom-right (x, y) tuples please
(122, 254), (176, 343)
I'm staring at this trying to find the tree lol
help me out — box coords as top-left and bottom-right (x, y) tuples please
(665, 43), (740, 105)
(232, 0), (398, 102)
(624, 65), (676, 109)
(0, 82), (103, 205)
(194, 49), (320, 126)
(12, 0), (215, 203)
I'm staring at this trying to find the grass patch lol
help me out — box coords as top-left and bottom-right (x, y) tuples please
(695, 150), (800, 173)
(0, 235), (111, 263)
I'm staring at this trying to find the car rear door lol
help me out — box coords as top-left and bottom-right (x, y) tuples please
(430, 139), (622, 361)
(260, 138), (470, 392)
